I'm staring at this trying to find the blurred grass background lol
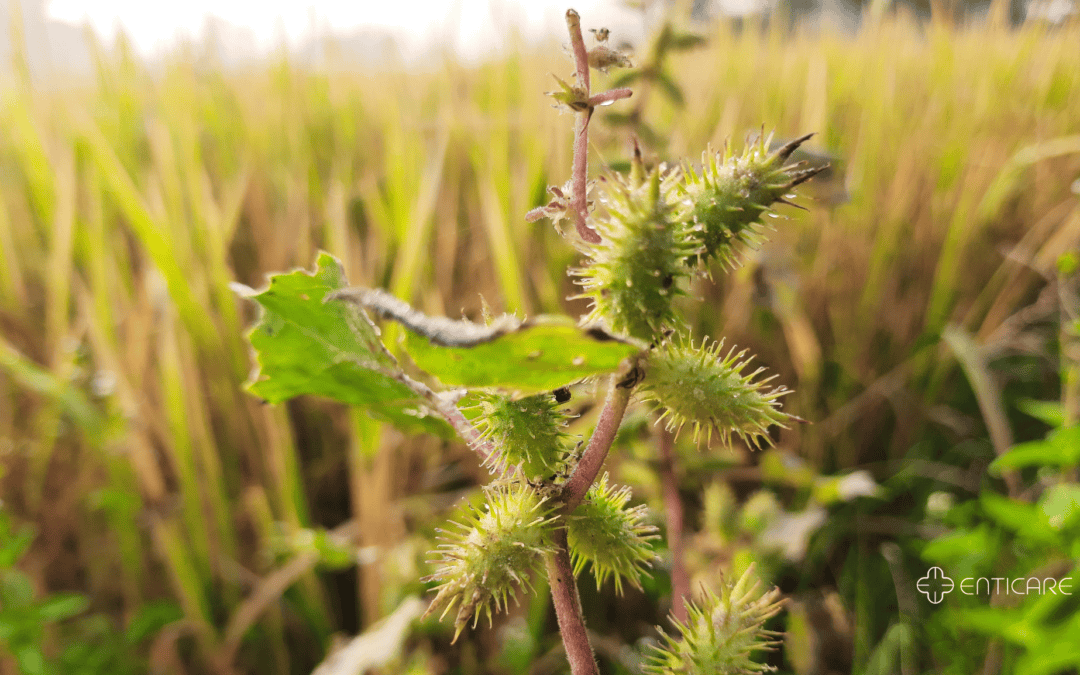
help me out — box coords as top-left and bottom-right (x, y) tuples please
(1, 5), (1079, 674)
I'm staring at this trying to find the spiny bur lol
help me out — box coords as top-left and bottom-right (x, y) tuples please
(682, 132), (826, 269)
(645, 564), (785, 675)
(423, 483), (558, 641)
(470, 391), (575, 480)
(575, 165), (701, 342)
(567, 472), (660, 594)
(639, 336), (791, 448)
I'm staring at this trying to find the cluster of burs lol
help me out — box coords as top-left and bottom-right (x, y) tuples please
(424, 120), (821, 670)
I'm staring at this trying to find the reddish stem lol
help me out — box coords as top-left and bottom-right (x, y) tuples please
(546, 527), (599, 675)
(561, 376), (632, 512)
(543, 12), (638, 675)
(565, 10), (601, 244)
(397, 373), (495, 465)
(566, 9), (590, 93)
(589, 88), (633, 107)
(658, 427), (689, 623)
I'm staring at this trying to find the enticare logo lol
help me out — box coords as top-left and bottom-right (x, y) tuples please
(917, 567), (954, 604)
(917, 567), (1074, 604)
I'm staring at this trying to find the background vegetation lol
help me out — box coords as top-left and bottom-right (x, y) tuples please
(1, 6), (1079, 674)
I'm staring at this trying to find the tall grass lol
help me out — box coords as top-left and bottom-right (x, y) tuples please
(0, 12), (1078, 672)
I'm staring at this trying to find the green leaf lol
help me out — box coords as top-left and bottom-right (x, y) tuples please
(1039, 483), (1080, 532)
(36, 593), (89, 622)
(669, 31), (707, 51)
(920, 525), (996, 577)
(313, 529), (356, 570)
(1015, 399), (1065, 427)
(331, 288), (643, 391)
(14, 645), (46, 675)
(125, 601), (184, 644)
(609, 70), (643, 89)
(980, 492), (1059, 544)
(1, 570), (35, 609)
(0, 522), (35, 568)
(990, 427), (1080, 473)
(403, 317), (641, 390)
(242, 252), (451, 437)
(654, 71), (685, 107)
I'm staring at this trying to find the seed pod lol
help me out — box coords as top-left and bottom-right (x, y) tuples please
(567, 473), (659, 594)
(644, 564), (785, 675)
(639, 336), (791, 448)
(423, 484), (557, 642)
(575, 167), (702, 342)
(470, 391), (574, 479)
(683, 132), (825, 268)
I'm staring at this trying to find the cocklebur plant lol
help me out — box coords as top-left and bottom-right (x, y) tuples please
(238, 9), (823, 675)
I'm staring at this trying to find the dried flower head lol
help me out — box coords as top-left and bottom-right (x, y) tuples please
(588, 45), (633, 72)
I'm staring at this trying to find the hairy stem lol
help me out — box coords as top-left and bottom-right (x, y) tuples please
(546, 527), (598, 675)
(566, 9), (590, 93)
(396, 372), (495, 464)
(566, 9), (600, 244)
(543, 12), (638, 673)
(588, 88), (633, 107)
(657, 427), (689, 623)
(550, 371), (633, 674)
(562, 374), (633, 512)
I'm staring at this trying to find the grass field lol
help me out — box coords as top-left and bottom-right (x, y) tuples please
(1, 9), (1079, 674)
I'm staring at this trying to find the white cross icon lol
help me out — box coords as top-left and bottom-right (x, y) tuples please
(917, 566), (954, 604)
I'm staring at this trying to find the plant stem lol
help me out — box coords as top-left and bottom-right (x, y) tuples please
(546, 372), (633, 674)
(543, 13), (640, 674)
(546, 527), (599, 675)
(566, 9), (600, 244)
(657, 427), (689, 623)
(562, 374), (633, 511)
(396, 371), (496, 464)
(589, 88), (633, 107)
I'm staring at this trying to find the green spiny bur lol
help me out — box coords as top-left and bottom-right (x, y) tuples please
(423, 483), (557, 641)
(640, 336), (791, 448)
(644, 564), (785, 675)
(471, 391), (574, 479)
(566, 473), (659, 594)
(683, 132), (824, 268)
(575, 167), (701, 342)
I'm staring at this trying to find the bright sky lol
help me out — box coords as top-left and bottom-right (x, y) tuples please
(45, 0), (630, 60)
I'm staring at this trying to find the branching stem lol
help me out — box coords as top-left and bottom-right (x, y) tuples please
(589, 88), (633, 107)
(562, 374), (633, 512)
(395, 371), (495, 464)
(550, 373), (632, 675)
(542, 12), (638, 674)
